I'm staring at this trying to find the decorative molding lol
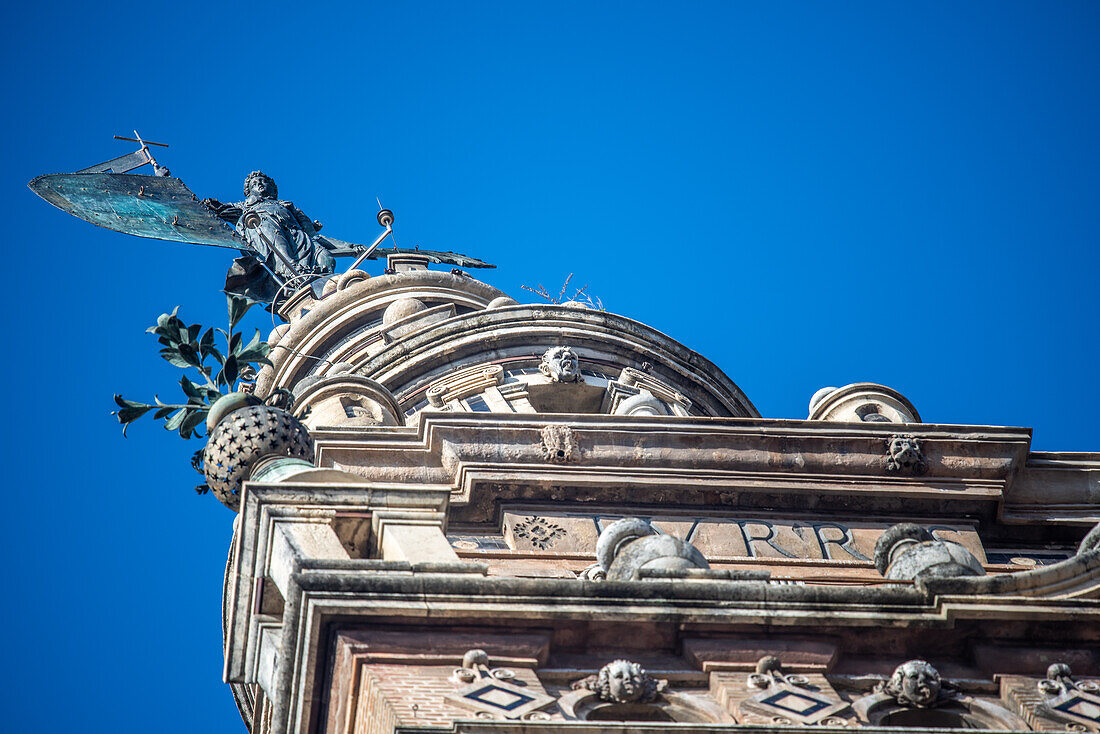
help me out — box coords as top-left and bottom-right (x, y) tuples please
(604, 367), (692, 416)
(854, 661), (1028, 730)
(540, 424), (577, 463)
(1036, 663), (1100, 731)
(426, 364), (505, 408)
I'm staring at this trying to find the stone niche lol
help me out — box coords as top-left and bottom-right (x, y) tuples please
(809, 383), (921, 424)
(292, 374), (403, 430)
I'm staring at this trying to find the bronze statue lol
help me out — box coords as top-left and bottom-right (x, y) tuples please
(29, 136), (495, 304)
(205, 171), (336, 302)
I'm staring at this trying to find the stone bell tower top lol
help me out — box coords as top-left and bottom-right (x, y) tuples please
(210, 250), (1100, 734)
(25, 141), (1099, 734)
(256, 267), (760, 426)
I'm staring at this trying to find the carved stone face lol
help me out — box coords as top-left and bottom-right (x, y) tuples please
(244, 171), (277, 200)
(539, 346), (580, 383)
(886, 435), (925, 474)
(888, 437), (920, 465)
(889, 660), (941, 708)
(600, 660), (645, 703)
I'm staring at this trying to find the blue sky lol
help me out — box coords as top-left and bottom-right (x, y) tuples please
(3, 2), (1098, 731)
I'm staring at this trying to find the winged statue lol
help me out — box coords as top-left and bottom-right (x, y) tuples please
(29, 134), (494, 304)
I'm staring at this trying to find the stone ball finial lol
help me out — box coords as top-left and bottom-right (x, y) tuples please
(874, 523), (984, 581)
(486, 296), (518, 309)
(383, 297), (427, 326)
(1047, 663), (1073, 681)
(808, 387), (837, 415)
(462, 649), (490, 670)
(202, 399), (314, 512)
(755, 655), (783, 675)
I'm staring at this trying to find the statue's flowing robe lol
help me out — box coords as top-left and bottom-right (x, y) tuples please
(222, 197), (335, 303)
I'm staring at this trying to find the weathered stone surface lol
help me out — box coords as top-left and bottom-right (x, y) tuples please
(595, 518), (709, 581)
(502, 510), (985, 564)
(874, 523), (985, 580)
(216, 266), (1098, 734)
(809, 383), (921, 424)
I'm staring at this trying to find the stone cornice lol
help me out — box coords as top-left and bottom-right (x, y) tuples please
(228, 480), (1099, 734)
(313, 414), (1032, 523)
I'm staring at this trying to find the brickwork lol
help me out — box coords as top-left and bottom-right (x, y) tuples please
(709, 671), (844, 725)
(352, 670), (399, 734)
(350, 663), (550, 734)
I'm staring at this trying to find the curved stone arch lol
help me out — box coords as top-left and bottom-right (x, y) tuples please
(353, 305), (758, 418)
(853, 691), (1030, 730)
(557, 689), (733, 723)
(256, 271), (510, 396)
(291, 374), (404, 429)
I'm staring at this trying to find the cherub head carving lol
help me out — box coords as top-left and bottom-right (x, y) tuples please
(244, 171), (277, 200)
(882, 660), (942, 708)
(539, 346), (581, 383)
(596, 660), (658, 703)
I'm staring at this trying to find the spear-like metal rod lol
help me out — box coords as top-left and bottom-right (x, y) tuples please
(346, 208), (395, 272)
(242, 211), (302, 278)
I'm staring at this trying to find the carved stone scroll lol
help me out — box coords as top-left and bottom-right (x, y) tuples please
(1036, 663), (1100, 731)
(739, 656), (852, 726)
(604, 367), (692, 416)
(444, 649), (554, 720)
(426, 364), (504, 408)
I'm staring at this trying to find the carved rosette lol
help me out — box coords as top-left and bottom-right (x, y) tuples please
(512, 516), (567, 549)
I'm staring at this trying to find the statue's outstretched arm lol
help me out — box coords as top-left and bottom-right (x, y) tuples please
(202, 198), (243, 223)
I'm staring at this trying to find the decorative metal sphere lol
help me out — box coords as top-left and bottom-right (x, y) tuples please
(202, 405), (314, 511)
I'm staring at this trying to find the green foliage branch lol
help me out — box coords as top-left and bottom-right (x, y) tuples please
(111, 294), (279, 493)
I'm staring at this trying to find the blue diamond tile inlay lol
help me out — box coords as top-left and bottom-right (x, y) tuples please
(1055, 695), (1100, 722)
(465, 684), (535, 712)
(761, 690), (831, 717)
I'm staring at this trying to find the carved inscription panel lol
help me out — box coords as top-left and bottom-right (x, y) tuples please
(501, 510), (985, 563)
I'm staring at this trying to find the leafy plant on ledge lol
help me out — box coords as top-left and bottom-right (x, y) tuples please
(521, 272), (604, 310)
(111, 294), (278, 493)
